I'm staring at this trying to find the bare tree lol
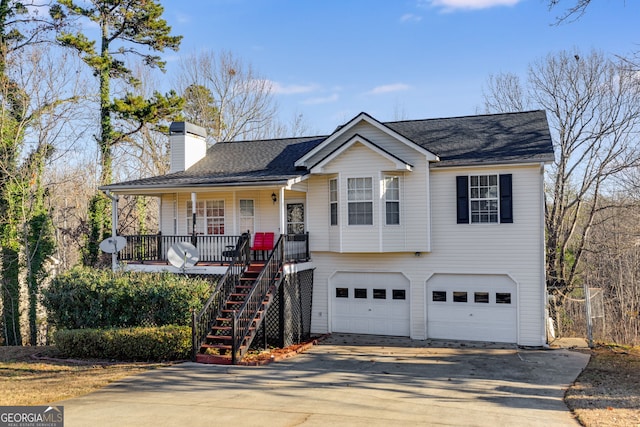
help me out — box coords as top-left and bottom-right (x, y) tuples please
(176, 50), (278, 143)
(583, 202), (640, 345)
(483, 49), (640, 325)
(0, 44), (91, 344)
(547, 0), (593, 23)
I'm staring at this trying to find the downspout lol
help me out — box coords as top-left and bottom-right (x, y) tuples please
(103, 190), (119, 271)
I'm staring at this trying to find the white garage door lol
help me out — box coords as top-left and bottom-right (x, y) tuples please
(332, 272), (410, 336)
(427, 274), (517, 343)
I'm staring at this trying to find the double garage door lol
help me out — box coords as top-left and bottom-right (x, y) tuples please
(331, 272), (517, 343)
(332, 272), (410, 336)
(427, 274), (517, 343)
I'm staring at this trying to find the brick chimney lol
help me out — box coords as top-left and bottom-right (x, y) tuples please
(168, 122), (207, 173)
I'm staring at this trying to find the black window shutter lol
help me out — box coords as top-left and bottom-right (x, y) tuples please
(456, 176), (469, 224)
(499, 174), (513, 223)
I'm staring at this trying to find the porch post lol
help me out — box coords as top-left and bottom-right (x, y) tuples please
(191, 192), (197, 246)
(105, 191), (119, 271)
(279, 187), (285, 235)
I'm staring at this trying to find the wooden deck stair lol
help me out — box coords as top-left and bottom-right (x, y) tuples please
(196, 262), (274, 364)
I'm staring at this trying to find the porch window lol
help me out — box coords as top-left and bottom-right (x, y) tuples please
(329, 178), (338, 226)
(384, 176), (400, 225)
(239, 199), (254, 233)
(347, 177), (373, 225)
(187, 199), (225, 235)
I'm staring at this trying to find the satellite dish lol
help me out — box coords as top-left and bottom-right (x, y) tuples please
(167, 242), (199, 269)
(99, 236), (127, 254)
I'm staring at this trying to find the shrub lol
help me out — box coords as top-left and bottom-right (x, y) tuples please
(54, 326), (191, 361)
(43, 267), (213, 329)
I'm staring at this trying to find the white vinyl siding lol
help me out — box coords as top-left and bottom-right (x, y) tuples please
(309, 164), (546, 346)
(159, 190), (298, 236)
(429, 165), (546, 345)
(305, 136), (430, 253)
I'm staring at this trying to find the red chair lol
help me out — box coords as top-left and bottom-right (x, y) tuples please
(250, 232), (275, 260)
(250, 232), (265, 253)
(263, 232), (275, 251)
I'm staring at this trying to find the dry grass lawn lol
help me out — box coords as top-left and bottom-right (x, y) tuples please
(564, 344), (640, 427)
(0, 346), (169, 405)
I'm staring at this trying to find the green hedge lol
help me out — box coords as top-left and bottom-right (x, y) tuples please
(54, 326), (191, 361)
(43, 267), (212, 329)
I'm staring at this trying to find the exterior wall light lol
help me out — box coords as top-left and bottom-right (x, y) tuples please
(271, 192), (277, 204)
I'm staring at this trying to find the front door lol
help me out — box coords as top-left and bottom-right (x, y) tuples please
(286, 202), (305, 234)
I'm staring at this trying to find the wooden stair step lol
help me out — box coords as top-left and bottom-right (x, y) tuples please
(200, 343), (248, 352)
(211, 326), (255, 332)
(196, 353), (232, 365)
(207, 335), (231, 341)
(201, 343), (232, 350)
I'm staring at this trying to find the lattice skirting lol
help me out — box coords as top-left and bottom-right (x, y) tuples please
(251, 269), (314, 349)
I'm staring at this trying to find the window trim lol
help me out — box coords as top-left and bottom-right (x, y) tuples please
(329, 178), (338, 226)
(187, 199), (225, 235)
(384, 175), (400, 226)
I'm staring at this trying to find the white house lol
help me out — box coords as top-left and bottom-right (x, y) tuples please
(102, 110), (554, 353)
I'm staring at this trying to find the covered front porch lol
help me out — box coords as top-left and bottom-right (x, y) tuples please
(104, 182), (311, 274)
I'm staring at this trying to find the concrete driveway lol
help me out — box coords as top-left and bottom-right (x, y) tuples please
(58, 334), (589, 426)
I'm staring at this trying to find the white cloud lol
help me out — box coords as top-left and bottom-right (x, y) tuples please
(302, 94), (339, 105)
(400, 13), (423, 23)
(366, 83), (411, 95)
(424, 0), (521, 11)
(270, 81), (319, 95)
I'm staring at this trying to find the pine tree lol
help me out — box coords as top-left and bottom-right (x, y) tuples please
(55, 0), (182, 265)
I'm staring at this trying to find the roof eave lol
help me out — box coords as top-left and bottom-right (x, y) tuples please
(431, 156), (555, 169)
(99, 178), (298, 195)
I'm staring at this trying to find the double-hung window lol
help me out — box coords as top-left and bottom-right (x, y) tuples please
(456, 174), (513, 224)
(329, 178), (338, 226)
(470, 175), (498, 223)
(384, 176), (400, 225)
(347, 177), (373, 225)
(187, 199), (225, 234)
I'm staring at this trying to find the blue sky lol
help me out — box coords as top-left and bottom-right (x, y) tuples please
(160, 0), (639, 135)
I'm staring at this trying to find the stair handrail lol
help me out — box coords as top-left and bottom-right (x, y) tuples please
(191, 233), (251, 360)
(231, 235), (285, 364)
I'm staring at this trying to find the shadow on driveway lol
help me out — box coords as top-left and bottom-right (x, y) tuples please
(58, 334), (589, 427)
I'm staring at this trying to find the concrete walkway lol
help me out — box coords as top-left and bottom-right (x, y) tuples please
(57, 334), (590, 426)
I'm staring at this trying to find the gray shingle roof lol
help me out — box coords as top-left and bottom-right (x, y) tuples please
(386, 110), (554, 166)
(104, 136), (324, 190)
(102, 110), (553, 191)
